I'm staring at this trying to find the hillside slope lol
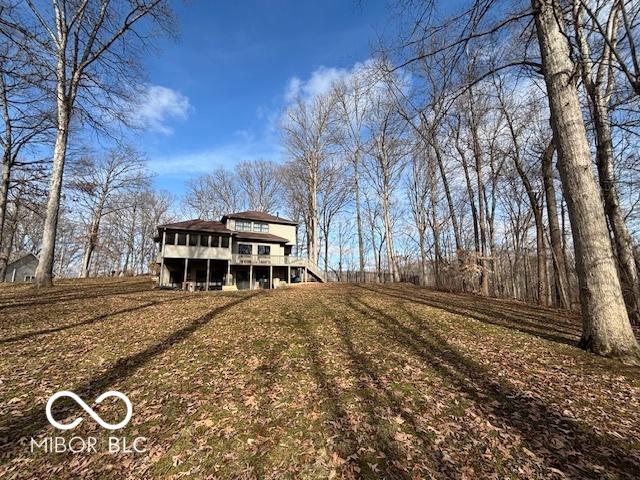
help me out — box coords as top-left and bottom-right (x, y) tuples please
(1, 279), (639, 479)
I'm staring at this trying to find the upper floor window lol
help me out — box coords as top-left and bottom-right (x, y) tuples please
(253, 222), (269, 233)
(258, 245), (271, 255)
(189, 234), (198, 246)
(177, 233), (187, 246)
(211, 235), (220, 247)
(236, 220), (252, 231)
(165, 232), (175, 245)
(221, 236), (229, 248)
(238, 243), (252, 255)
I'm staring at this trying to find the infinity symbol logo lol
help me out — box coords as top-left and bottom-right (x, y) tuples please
(45, 391), (133, 431)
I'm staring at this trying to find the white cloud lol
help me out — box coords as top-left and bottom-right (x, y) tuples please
(284, 65), (356, 103)
(133, 85), (191, 135)
(281, 59), (405, 108)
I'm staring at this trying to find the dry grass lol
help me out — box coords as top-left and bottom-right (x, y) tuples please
(1, 278), (639, 479)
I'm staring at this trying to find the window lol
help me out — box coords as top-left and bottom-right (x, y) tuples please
(177, 233), (187, 245)
(189, 234), (198, 246)
(253, 222), (269, 233)
(238, 243), (252, 255)
(258, 245), (271, 255)
(201, 234), (210, 247)
(211, 235), (219, 247)
(165, 232), (175, 245)
(221, 236), (229, 248)
(236, 220), (252, 231)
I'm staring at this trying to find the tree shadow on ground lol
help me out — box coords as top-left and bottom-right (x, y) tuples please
(358, 284), (581, 347)
(0, 292), (260, 455)
(293, 316), (393, 478)
(349, 292), (640, 479)
(321, 298), (452, 478)
(0, 278), (154, 311)
(0, 296), (186, 344)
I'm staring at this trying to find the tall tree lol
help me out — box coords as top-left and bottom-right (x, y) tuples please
(282, 95), (337, 264)
(2, 0), (174, 287)
(185, 168), (244, 220)
(334, 70), (371, 282)
(70, 147), (148, 278)
(573, 1), (640, 324)
(365, 94), (407, 283)
(532, 0), (640, 362)
(541, 139), (571, 308)
(236, 159), (282, 213)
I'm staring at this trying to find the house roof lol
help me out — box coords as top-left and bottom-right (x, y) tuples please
(159, 219), (232, 234)
(221, 210), (298, 226)
(7, 252), (38, 267)
(233, 231), (290, 243)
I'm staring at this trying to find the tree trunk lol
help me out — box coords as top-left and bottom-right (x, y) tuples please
(467, 95), (490, 296)
(80, 219), (99, 278)
(35, 115), (69, 287)
(0, 70), (13, 281)
(0, 150), (11, 280)
(542, 140), (570, 308)
(592, 100), (640, 324)
(507, 117), (549, 306)
(353, 156), (366, 282)
(532, 0), (640, 363)
(381, 180), (399, 283)
(432, 136), (462, 254)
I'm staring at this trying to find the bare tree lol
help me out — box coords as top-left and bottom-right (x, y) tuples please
(1, 0), (174, 287)
(532, 0), (640, 362)
(318, 157), (350, 275)
(364, 93), (407, 283)
(282, 95), (337, 264)
(493, 75), (550, 306)
(184, 167), (244, 220)
(573, 0), (640, 323)
(406, 139), (432, 286)
(69, 146), (148, 278)
(384, 0), (640, 362)
(0, 14), (52, 279)
(236, 159), (282, 212)
(333, 71), (371, 281)
(541, 139), (571, 308)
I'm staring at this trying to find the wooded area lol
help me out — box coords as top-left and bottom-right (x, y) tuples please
(1, 0), (639, 362)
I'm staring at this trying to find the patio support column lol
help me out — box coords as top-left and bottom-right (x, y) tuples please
(159, 230), (166, 287)
(183, 258), (189, 290)
(304, 266), (308, 283)
(288, 266), (291, 284)
(269, 265), (273, 289)
(227, 260), (231, 286)
(205, 258), (210, 291)
(249, 264), (253, 290)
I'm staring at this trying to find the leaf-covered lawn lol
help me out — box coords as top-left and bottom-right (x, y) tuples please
(1, 278), (639, 479)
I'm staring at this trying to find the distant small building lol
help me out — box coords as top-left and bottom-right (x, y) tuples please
(5, 253), (38, 283)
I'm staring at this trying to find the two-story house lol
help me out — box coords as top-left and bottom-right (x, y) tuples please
(155, 210), (324, 290)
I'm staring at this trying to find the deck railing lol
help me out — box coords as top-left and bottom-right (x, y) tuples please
(230, 254), (308, 266)
(230, 254), (325, 281)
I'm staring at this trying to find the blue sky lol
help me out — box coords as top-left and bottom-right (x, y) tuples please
(135, 1), (390, 194)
